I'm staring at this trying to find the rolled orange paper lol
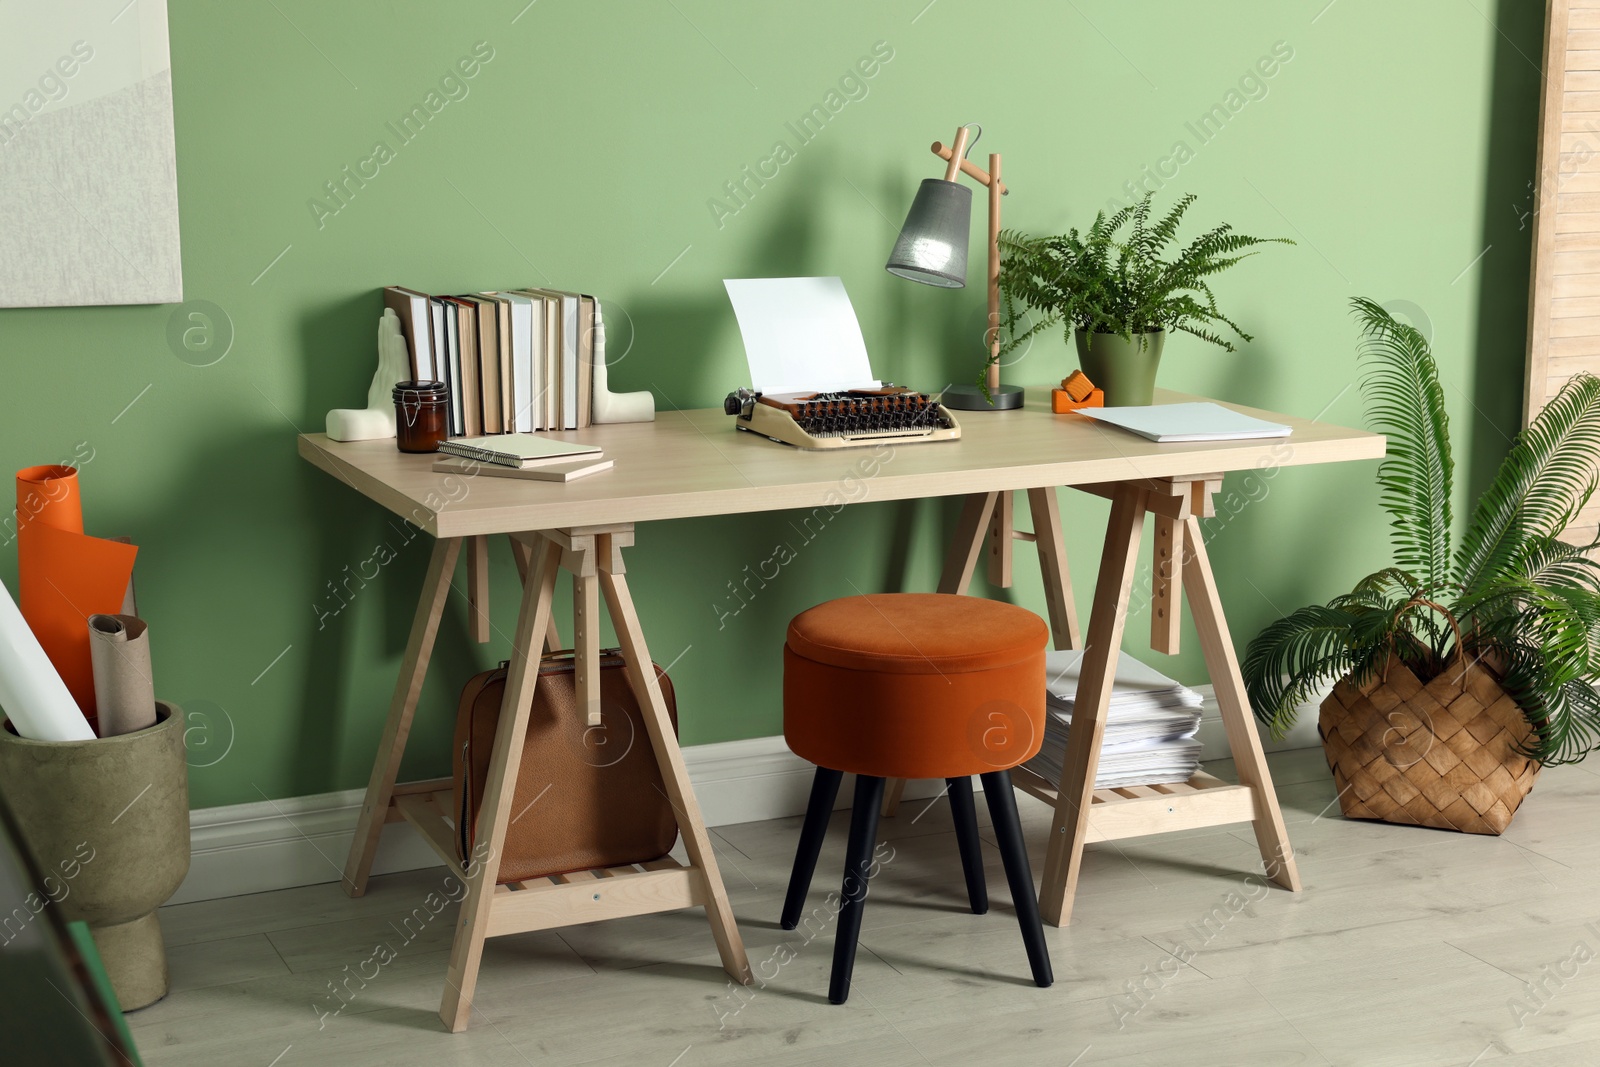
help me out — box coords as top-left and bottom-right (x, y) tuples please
(16, 465), (138, 720)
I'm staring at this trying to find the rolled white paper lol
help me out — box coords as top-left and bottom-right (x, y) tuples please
(0, 576), (95, 741)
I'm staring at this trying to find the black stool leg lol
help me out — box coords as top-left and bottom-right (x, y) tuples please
(781, 766), (844, 930)
(946, 777), (988, 915)
(829, 774), (885, 1005)
(980, 769), (1053, 988)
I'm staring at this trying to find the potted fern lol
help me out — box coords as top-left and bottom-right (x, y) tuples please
(1243, 299), (1600, 834)
(995, 193), (1290, 405)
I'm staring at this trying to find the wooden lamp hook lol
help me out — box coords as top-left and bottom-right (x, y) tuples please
(931, 123), (1009, 195)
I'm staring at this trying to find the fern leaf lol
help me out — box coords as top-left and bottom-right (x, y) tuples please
(1350, 298), (1454, 592)
(1456, 373), (1600, 594)
(1241, 602), (1395, 739)
(996, 192), (1290, 355)
(1535, 679), (1600, 764)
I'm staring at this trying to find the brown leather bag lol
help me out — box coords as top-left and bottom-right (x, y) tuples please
(451, 650), (679, 884)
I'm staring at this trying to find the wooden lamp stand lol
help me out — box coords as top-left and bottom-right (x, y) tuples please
(931, 125), (1022, 411)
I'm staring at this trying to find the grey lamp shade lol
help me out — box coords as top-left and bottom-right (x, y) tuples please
(885, 178), (972, 288)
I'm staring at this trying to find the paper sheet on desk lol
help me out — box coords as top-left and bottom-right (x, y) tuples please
(724, 277), (881, 394)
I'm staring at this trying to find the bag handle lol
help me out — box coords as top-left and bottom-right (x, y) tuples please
(1396, 597), (1470, 685)
(458, 735), (474, 862)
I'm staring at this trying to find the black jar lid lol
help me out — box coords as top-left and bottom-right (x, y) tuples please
(393, 379), (447, 397)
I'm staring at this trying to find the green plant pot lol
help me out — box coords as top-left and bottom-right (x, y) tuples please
(1075, 328), (1166, 406)
(0, 703), (190, 1011)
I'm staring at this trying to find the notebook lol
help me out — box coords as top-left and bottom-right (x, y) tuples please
(577, 295), (595, 428)
(498, 293), (537, 433)
(432, 454), (613, 482)
(382, 286), (434, 380)
(555, 290), (581, 429)
(438, 433), (601, 467)
(438, 298), (463, 436)
(1080, 402), (1292, 443)
(443, 297), (482, 437)
(466, 296), (502, 434)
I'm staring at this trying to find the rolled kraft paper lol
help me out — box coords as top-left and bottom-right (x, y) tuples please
(0, 577), (94, 741)
(16, 465), (138, 718)
(87, 615), (156, 737)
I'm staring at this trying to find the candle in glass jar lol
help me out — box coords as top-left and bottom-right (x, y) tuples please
(392, 380), (449, 453)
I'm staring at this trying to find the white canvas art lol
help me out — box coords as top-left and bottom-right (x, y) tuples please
(0, 1), (182, 307)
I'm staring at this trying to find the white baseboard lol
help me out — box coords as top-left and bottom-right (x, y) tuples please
(176, 688), (1324, 906)
(1192, 683), (1325, 758)
(173, 736), (952, 906)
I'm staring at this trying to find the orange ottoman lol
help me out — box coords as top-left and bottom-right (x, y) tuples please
(780, 593), (1053, 1003)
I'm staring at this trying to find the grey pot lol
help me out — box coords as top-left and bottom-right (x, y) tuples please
(1074, 328), (1166, 406)
(0, 702), (190, 1010)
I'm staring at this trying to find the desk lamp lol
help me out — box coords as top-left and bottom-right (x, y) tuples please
(885, 123), (1022, 411)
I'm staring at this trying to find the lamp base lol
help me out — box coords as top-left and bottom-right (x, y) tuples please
(938, 383), (1025, 411)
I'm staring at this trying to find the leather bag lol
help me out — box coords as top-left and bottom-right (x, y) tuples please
(452, 649), (679, 883)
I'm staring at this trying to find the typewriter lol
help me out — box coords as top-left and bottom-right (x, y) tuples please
(723, 386), (962, 450)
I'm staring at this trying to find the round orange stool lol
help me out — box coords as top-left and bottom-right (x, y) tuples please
(780, 593), (1053, 1003)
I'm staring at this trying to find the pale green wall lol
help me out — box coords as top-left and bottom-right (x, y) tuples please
(0, 1), (1540, 808)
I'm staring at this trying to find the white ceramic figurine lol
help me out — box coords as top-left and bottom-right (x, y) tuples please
(326, 308), (411, 440)
(590, 304), (655, 424)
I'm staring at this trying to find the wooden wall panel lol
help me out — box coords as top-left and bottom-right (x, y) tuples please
(1529, 0), (1600, 547)
(1530, 0), (1592, 434)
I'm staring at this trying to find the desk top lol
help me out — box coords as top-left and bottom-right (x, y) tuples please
(298, 390), (1384, 538)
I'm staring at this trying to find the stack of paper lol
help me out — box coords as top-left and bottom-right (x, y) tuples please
(1024, 650), (1204, 790)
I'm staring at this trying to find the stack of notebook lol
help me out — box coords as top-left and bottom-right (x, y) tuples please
(433, 434), (612, 483)
(1024, 650), (1205, 790)
(384, 285), (603, 437)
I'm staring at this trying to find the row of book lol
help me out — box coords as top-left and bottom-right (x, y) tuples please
(383, 285), (602, 436)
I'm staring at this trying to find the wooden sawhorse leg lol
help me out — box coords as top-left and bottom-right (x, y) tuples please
(344, 532), (553, 900)
(344, 525), (751, 1031)
(1181, 513), (1301, 891)
(1031, 478), (1300, 927)
(595, 531), (752, 986)
(948, 487), (1078, 651)
(342, 537), (463, 897)
(437, 525), (752, 1031)
(439, 534), (562, 1029)
(881, 488), (1080, 817)
(510, 535), (564, 653)
(1036, 484), (1147, 925)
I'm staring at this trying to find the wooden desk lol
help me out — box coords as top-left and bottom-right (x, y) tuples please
(300, 390), (1381, 1031)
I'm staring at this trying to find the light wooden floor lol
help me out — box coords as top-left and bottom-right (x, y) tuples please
(132, 751), (1600, 1067)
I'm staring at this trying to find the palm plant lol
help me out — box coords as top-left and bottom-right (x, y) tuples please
(1242, 298), (1600, 766)
(991, 192), (1290, 386)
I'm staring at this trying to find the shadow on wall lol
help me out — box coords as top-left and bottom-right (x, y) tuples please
(290, 292), (512, 795)
(270, 139), (1069, 767)
(612, 153), (947, 606)
(846, 162), (1002, 394)
(1467, 0), (1544, 494)
(617, 162), (831, 408)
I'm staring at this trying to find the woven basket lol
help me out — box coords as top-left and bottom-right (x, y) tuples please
(1318, 657), (1539, 835)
